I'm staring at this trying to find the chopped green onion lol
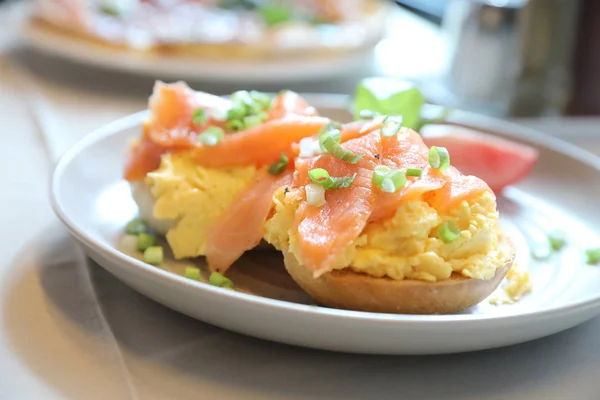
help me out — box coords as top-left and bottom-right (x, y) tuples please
(429, 146), (451, 170)
(547, 231), (566, 251)
(406, 168), (423, 177)
(308, 168), (356, 189)
(143, 246), (163, 265)
(372, 165), (391, 187)
(125, 218), (147, 235)
(305, 183), (326, 207)
(243, 114), (263, 129)
(184, 267), (201, 280)
(373, 166), (406, 193)
(227, 104), (246, 121)
(380, 170), (406, 193)
(359, 110), (380, 120)
(322, 136), (363, 164)
(98, 3), (120, 17)
(198, 126), (225, 146)
(137, 233), (157, 252)
(192, 109), (206, 125)
(226, 119), (244, 132)
(317, 123), (343, 152)
(268, 152), (289, 175)
(381, 115), (403, 137)
(585, 248), (600, 265)
(258, 3), (293, 26)
(209, 271), (234, 289)
(249, 91), (272, 109)
(438, 221), (461, 243)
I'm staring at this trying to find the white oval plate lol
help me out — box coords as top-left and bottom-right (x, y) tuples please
(20, 18), (376, 84)
(51, 96), (600, 355)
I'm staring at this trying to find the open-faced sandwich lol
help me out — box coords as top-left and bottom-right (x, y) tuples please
(263, 118), (515, 314)
(31, 0), (389, 59)
(123, 78), (539, 313)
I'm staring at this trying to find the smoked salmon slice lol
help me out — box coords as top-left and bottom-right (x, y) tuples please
(124, 82), (326, 181)
(268, 90), (318, 120)
(193, 116), (331, 168)
(294, 131), (382, 277)
(205, 170), (293, 273)
(291, 125), (494, 275)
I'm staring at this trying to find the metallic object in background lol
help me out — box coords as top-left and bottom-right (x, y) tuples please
(442, 0), (580, 118)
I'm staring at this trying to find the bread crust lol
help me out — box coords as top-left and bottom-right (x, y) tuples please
(283, 238), (515, 314)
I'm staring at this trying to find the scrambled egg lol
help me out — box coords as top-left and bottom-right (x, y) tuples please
(265, 189), (507, 282)
(142, 152), (256, 259)
(489, 262), (532, 305)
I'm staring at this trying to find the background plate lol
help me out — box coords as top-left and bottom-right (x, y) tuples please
(51, 97), (600, 355)
(21, 19), (377, 84)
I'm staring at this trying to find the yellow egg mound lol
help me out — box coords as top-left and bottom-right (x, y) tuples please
(264, 188), (507, 282)
(144, 152), (256, 259)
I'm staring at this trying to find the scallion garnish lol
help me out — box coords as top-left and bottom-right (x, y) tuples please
(585, 248), (600, 265)
(184, 267), (201, 280)
(406, 168), (423, 177)
(381, 170), (406, 193)
(137, 232), (157, 252)
(428, 146), (450, 170)
(209, 272), (234, 289)
(547, 231), (566, 251)
(243, 114), (263, 129)
(125, 218), (147, 235)
(372, 166), (406, 193)
(227, 104), (246, 121)
(198, 126), (225, 146)
(438, 221), (460, 243)
(192, 109), (206, 125)
(372, 165), (391, 187)
(317, 122), (343, 151)
(308, 168), (357, 189)
(305, 183), (326, 207)
(381, 115), (403, 137)
(268, 152), (289, 175)
(249, 91), (272, 109)
(226, 119), (244, 132)
(143, 246), (163, 265)
(321, 136), (363, 164)
(359, 110), (380, 120)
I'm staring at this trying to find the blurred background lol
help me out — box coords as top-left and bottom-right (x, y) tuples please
(2, 0), (600, 120)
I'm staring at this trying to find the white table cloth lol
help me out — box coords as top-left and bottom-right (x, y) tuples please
(2, 2), (600, 399)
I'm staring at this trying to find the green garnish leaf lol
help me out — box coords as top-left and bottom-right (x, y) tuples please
(243, 114), (263, 130)
(428, 146), (451, 170)
(192, 109), (207, 125)
(353, 78), (426, 130)
(308, 168), (357, 189)
(268, 152), (289, 176)
(439, 221), (461, 243)
(198, 126), (225, 146)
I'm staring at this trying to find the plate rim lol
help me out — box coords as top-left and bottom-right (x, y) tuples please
(50, 97), (600, 326)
